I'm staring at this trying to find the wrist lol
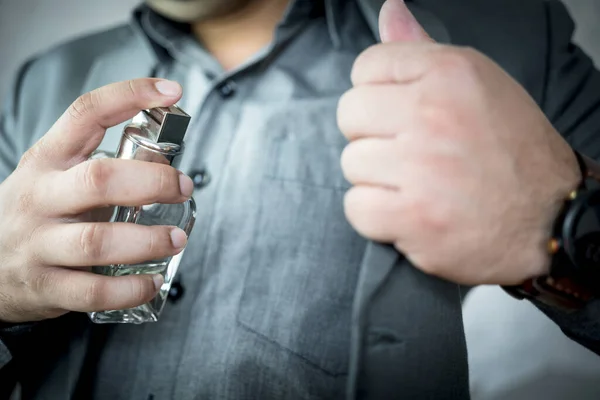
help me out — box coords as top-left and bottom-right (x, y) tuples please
(535, 147), (582, 277)
(504, 149), (600, 310)
(520, 154), (580, 282)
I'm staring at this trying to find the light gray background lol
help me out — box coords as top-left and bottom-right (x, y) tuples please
(0, 0), (139, 99)
(0, 1), (599, 399)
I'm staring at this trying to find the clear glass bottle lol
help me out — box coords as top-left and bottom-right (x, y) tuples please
(88, 106), (196, 324)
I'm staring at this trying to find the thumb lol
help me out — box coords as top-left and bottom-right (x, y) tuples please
(379, 0), (432, 43)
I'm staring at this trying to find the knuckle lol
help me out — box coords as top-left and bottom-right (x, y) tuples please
(18, 148), (36, 167)
(143, 227), (171, 257)
(79, 224), (107, 261)
(143, 228), (159, 255)
(131, 278), (150, 303)
(420, 105), (456, 136)
(80, 159), (112, 199)
(82, 278), (108, 309)
(337, 88), (362, 134)
(126, 79), (138, 97)
(339, 142), (352, 173)
(350, 49), (369, 84)
(22, 224), (45, 262)
(344, 188), (388, 239)
(68, 92), (95, 122)
(336, 90), (352, 132)
(30, 268), (55, 294)
(155, 167), (176, 197)
(352, 46), (371, 69)
(143, 167), (176, 202)
(340, 141), (360, 181)
(411, 196), (451, 235)
(429, 205), (453, 234)
(351, 43), (384, 82)
(343, 187), (362, 224)
(18, 140), (46, 168)
(436, 48), (480, 81)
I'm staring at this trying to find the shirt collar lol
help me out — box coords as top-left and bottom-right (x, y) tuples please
(130, 0), (347, 63)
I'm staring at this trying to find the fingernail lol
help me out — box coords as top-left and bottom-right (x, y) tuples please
(152, 274), (164, 291)
(179, 172), (194, 197)
(155, 80), (182, 96)
(380, 0), (430, 43)
(170, 227), (188, 249)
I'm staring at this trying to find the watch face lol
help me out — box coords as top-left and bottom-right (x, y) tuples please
(565, 190), (600, 275)
(573, 232), (600, 271)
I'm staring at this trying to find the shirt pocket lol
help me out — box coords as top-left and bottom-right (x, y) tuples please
(262, 97), (351, 190)
(236, 98), (366, 376)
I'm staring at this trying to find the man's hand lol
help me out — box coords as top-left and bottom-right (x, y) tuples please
(338, 0), (581, 286)
(0, 78), (194, 323)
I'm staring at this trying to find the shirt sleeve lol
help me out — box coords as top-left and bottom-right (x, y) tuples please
(532, 0), (600, 356)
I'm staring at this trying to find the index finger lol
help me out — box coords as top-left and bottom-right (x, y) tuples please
(35, 78), (182, 169)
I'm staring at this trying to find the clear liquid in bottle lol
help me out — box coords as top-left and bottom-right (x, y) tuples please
(88, 105), (196, 324)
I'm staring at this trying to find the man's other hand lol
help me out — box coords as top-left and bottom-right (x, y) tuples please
(338, 0), (581, 286)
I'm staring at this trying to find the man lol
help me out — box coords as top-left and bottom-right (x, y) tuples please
(0, 0), (599, 398)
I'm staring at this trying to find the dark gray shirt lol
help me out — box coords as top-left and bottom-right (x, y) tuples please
(91, 2), (375, 398)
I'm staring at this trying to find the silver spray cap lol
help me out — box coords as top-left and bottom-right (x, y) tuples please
(133, 105), (191, 146)
(116, 105), (192, 167)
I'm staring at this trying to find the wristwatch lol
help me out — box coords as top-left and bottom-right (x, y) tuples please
(503, 151), (600, 311)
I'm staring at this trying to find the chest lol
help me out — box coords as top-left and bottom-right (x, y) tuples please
(89, 33), (372, 400)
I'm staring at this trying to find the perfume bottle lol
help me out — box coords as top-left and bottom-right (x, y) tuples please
(88, 105), (196, 324)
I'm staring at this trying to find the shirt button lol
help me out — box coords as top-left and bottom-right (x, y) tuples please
(190, 169), (211, 189)
(168, 281), (184, 302)
(217, 80), (236, 98)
